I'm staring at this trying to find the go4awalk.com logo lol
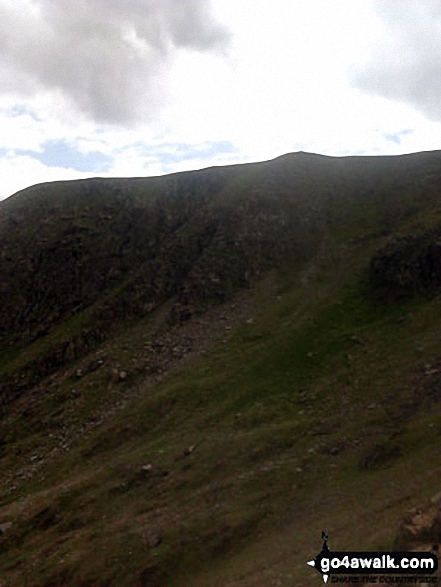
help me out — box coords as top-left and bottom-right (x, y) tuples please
(307, 532), (439, 584)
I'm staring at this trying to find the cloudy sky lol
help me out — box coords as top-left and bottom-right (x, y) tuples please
(1, 0), (441, 200)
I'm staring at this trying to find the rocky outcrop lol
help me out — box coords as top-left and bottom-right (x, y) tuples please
(0, 169), (312, 400)
(369, 232), (441, 299)
(394, 492), (441, 552)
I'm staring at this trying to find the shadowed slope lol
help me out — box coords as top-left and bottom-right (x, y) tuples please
(1, 150), (441, 586)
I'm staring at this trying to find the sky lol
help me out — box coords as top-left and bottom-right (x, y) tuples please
(1, 0), (441, 200)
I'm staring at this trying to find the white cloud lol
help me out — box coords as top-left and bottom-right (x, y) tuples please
(0, 153), (92, 198)
(351, 0), (441, 121)
(0, 0), (230, 125)
(164, 0), (403, 159)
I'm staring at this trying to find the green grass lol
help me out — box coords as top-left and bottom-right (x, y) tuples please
(2, 234), (441, 586)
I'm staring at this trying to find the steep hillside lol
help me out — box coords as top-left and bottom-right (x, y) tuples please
(1, 151), (441, 586)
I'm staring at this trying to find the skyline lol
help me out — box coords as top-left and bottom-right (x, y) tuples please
(1, 0), (441, 200)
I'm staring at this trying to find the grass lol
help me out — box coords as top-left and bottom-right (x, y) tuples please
(1, 233), (441, 586)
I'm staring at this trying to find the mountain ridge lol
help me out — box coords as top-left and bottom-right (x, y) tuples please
(1, 149), (441, 586)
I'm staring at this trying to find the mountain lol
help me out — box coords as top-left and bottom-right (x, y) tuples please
(1, 151), (441, 586)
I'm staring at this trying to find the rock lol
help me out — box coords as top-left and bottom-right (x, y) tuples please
(327, 447), (340, 456)
(87, 359), (105, 373)
(394, 497), (441, 551)
(118, 370), (128, 381)
(369, 233), (441, 298)
(144, 531), (163, 548)
(0, 522), (12, 534)
(141, 464), (152, 472)
(424, 369), (441, 376)
(184, 445), (195, 456)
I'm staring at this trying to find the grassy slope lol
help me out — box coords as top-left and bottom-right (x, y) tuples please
(1, 238), (441, 586)
(1, 152), (441, 586)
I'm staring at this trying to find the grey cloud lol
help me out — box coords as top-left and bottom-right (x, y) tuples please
(0, 0), (230, 125)
(351, 0), (441, 121)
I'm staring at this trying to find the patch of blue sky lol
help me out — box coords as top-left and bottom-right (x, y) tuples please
(119, 140), (237, 165)
(17, 139), (113, 172)
(383, 129), (413, 145)
(5, 105), (42, 121)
